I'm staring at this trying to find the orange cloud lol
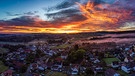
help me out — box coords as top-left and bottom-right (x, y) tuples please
(0, 1), (134, 34)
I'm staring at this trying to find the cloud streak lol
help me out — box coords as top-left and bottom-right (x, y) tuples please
(0, 0), (135, 33)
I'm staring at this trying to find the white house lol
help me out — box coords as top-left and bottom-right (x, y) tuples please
(93, 58), (100, 63)
(124, 56), (133, 63)
(121, 64), (131, 73)
(70, 64), (79, 75)
(111, 61), (119, 68)
(51, 65), (60, 71)
(71, 67), (79, 75)
(44, 50), (56, 56)
(61, 52), (68, 59)
(133, 66), (135, 71)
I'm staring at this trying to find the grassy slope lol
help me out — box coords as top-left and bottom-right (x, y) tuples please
(0, 61), (8, 73)
(103, 57), (120, 65)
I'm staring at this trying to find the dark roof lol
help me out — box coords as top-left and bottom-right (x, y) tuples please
(130, 73), (135, 76)
(52, 65), (59, 69)
(13, 61), (24, 68)
(112, 61), (119, 65)
(127, 62), (135, 67)
(46, 62), (53, 67)
(105, 69), (119, 76)
(61, 52), (68, 56)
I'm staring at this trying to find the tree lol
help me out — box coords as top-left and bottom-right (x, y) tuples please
(85, 68), (94, 76)
(76, 49), (85, 59)
(26, 53), (35, 63)
(20, 65), (28, 73)
(98, 52), (104, 59)
(74, 44), (79, 51)
(35, 49), (42, 58)
(67, 49), (86, 63)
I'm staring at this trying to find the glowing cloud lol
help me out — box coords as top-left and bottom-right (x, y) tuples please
(0, 0), (135, 33)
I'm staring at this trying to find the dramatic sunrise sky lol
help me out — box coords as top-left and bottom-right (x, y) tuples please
(0, 0), (135, 33)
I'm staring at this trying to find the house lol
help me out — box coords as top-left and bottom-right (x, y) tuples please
(89, 53), (95, 60)
(30, 63), (45, 73)
(51, 65), (62, 71)
(111, 61), (119, 68)
(131, 74), (135, 76)
(54, 62), (63, 68)
(105, 69), (120, 76)
(24, 49), (31, 53)
(44, 50), (56, 56)
(128, 62), (135, 71)
(91, 65), (103, 74)
(61, 52), (68, 59)
(1, 69), (13, 76)
(121, 64), (131, 73)
(62, 66), (69, 74)
(93, 58), (100, 63)
(128, 50), (135, 57)
(80, 66), (86, 73)
(70, 64), (79, 75)
(51, 60), (63, 71)
(55, 57), (63, 62)
(12, 61), (24, 70)
(124, 56), (133, 63)
(71, 68), (78, 75)
(30, 45), (37, 51)
(125, 48), (130, 51)
(38, 66), (45, 71)
(30, 63), (39, 72)
(117, 53), (125, 61)
(17, 48), (24, 53)
(32, 73), (40, 76)
(46, 62), (53, 69)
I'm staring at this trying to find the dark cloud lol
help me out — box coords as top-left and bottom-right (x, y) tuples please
(0, 16), (39, 26)
(55, 0), (80, 9)
(44, 0), (81, 19)
(1, 0), (135, 33)
(0, 20), (7, 25)
(24, 11), (38, 15)
(54, 0), (104, 10)
(24, 12), (35, 15)
(44, 0), (107, 20)
(6, 12), (21, 16)
(43, 0), (82, 12)
(45, 9), (80, 19)
(45, 0), (135, 25)
(50, 14), (87, 25)
(6, 11), (39, 17)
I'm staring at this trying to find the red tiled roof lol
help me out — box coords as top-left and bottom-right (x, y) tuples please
(33, 73), (40, 76)
(24, 49), (31, 53)
(4, 69), (13, 74)
(105, 69), (118, 76)
(55, 57), (63, 61)
(13, 61), (24, 67)
(3, 69), (13, 76)
(32, 63), (38, 68)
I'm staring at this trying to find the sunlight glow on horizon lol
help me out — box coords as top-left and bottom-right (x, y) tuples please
(0, 0), (135, 34)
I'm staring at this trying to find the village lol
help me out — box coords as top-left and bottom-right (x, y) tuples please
(0, 38), (135, 76)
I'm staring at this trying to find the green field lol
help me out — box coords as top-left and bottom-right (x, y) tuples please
(0, 47), (9, 54)
(51, 44), (70, 49)
(117, 70), (128, 76)
(0, 61), (8, 73)
(103, 58), (120, 65)
(46, 71), (67, 76)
